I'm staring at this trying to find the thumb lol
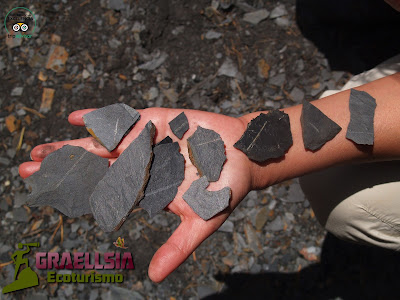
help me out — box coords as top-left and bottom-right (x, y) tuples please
(148, 215), (224, 282)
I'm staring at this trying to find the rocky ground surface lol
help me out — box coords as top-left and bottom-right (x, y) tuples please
(2, 0), (397, 299)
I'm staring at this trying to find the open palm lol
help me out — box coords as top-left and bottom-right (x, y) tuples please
(19, 107), (255, 282)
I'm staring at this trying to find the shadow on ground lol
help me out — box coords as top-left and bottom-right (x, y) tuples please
(296, 0), (400, 74)
(206, 233), (400, 299)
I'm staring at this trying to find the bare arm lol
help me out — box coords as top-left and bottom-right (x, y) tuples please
(19, 73), (400, 282)
(242, 72), (400, 190)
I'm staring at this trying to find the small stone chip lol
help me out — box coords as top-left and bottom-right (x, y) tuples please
(182, 176), (231, 220)
(346, 89), (377, 145)
(169, 112), (189, 139)
(234, 110), (293, 162)
(83, 103), (140, 152)
(156, 136), (173, 146)
(187, 126), (226, 182)
(90, 121), (155, 232)
(301, 100), (342, 151)
(25, 145), (108, 218)
(139, 142), (185, 218)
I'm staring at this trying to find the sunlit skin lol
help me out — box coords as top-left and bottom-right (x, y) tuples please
(19, 108), (257, 282)
(19, 73), (400, 282)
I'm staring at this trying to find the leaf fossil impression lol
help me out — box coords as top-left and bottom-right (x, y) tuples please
(89, 121), (155, 232)
(346, 89), (376, 145)
(234, 110), (293, 162)
(301, 100), (342, 151)
(169, 112), (189, 139)
(187, 126), (226, 182)
(83, 103), (140, 152)
(139, 142), (185, 218)
(25, 145), (109, 218)
(183, 176), (231, 220)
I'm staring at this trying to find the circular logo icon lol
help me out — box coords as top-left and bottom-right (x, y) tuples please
(12, 23), (29, 32)
(21, 23), (29, 31)
(12, 23), (20, 31)
(4, 7), (36, 35)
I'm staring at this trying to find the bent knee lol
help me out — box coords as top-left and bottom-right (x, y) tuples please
(325, 182), (400, 251)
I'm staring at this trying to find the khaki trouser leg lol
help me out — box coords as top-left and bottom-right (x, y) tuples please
(300, 162), (400, 251)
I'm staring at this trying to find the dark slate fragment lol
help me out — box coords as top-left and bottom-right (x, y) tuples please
(83, 103), (140, 152)
(89, 121), (155, 232)
(25, 145), (108, 218)
(187, 126), (226, 182)
(139, 142), (184, 218)
(234, 110), (293, 162)
(346, 89), (377, 145)
(156, 136), (173, 146)
(301, 100), (342, 151)
(169, 112), (189, 139)
(182, 176), (231, 220)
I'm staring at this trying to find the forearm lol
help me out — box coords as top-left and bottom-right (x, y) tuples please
(239, 72), (400, 189)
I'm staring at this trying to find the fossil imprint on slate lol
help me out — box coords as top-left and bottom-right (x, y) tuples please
(89, 121), (155, 232)
(346, 89), (376, 145)
(169, 112), (189, 139)
(301, 100), (342, 151)
(26, 145), (109, 218)
(234, 110), (293, 162)
(187, 126), (226, 182)
(183, 176), (231, 220)
(139, 142), (185, 218)
(83, 103), (140, 152)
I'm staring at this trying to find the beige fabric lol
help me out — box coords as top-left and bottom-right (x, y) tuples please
(326, 182), (400, 251)
(300, 162), (400, 251)
(320, 54), (400, 98)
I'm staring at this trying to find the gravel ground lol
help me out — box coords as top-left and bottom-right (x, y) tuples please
(1, 1), (399, 299)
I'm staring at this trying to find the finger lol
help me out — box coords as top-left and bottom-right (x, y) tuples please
(148, 214), (226, 283)
(30, 107), (173, 162)
(68, 109), (96, 126)
(19, 162), (41, 178)
(19, 158), (116, 179)
(68, 108), (144, 126)
(68, 108), (168, 144)
(30, 137), (115, 162)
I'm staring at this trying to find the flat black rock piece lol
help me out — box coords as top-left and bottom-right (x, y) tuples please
(234, 110), (293, 162)
(139, 142), (185, 218)
(301, 100), (342, 151)
(90, 121), (155, 232)
(169, 112), (189, 139)
(25, 145), (108, 218)
(83, 103), (140, 152)
(182, 176), (231, 220)
(156, 136), (173, 146)
(346, 89), (377, 145)
(187, 126), (226, 182)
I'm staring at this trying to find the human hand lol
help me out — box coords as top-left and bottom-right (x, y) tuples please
(19, 107), (259, 282)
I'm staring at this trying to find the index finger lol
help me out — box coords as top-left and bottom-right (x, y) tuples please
(67, 108), (96, 126)
(68, 108), (146, 126)
(148, 214), (227, 282)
